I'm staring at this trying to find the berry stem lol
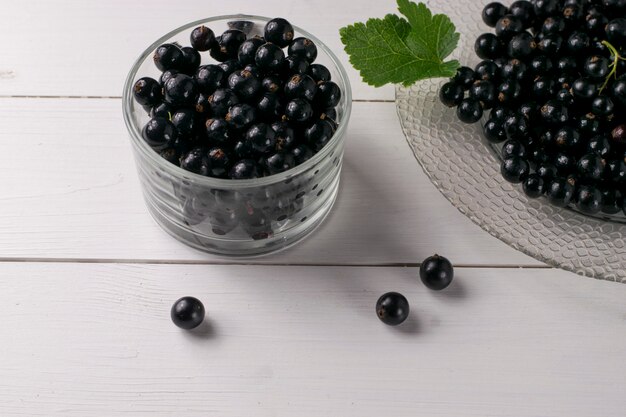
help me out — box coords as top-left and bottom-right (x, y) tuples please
(599, 40), (624, 94)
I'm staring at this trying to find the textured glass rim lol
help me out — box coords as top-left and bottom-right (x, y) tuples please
(122, 14), (352, 188)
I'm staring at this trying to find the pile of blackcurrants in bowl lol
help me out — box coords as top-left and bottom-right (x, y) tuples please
(439, 0), (626, 217)
(132, 17), (341, 179)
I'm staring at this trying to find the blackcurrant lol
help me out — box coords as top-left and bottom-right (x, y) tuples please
(576, 185), (602, 214)
(153, 43), (184, 72)
(501, 156), (530, 183)
(133, 77), (162, 107)
(142, 117), (177, 150)
(264, 18), (294, 48)
(288, 37), (318, 63)
(229, 159), (260, 179)
(171, 296), (205, 330)
(522, 173), (545, 198)
(475, 33), (503, 59)
(456, 98), (483, 123)
(420, 254), (454, 290)
(439, 81), (464, 107)
(190, 26), (216, 51)
(482, 2), (509, 27)
(163, 73), (198, 106)
(376, 292), (410, 326)
(195, 65), (225, 94)
(225, 103), (257, 130)
(546, 176), (576, 207)
(255, 42), (285, 73)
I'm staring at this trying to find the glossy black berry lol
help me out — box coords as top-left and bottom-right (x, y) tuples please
(237, 37), (265, 67)
(142, 117), (177, 150)
(133, 77), (162, 107)
(308, 64), (331, 82)
(229, 159), (260, 179)
(474, 60), (500, 82)
(195, 65), (225, 94)
(456, 98), (483, 123)
(576, 186), (602, 214)
(264, 18), (294, 48)
(210, 29), (246, 62)
(284, 98), (314, 123)
(305, 119), (334, 152)
(180, 147), (209, 176)
(584, 56), (610, 80)
(601, 188), (623, 214)
(245, 123), (276, 154)
(163, 73), (198, 106)
(533, 0), (559, 16)
(566, 31), (590, 54)
(194, 92), (211, 115)
(284, 55), (310, 75)
(439, 81), (464, 107)
(272, 122), (296, 151)
(577, 153), (605, 181)
(226, 103), (257, 130)
(536, 163), (558, 181)
(537, 34), (563, 55)
(483, 118), (507, 143)
(291, 143), (314, 164)
(262, 152), (295, 175)
(453, 66), (475, 89)
(509, 1), (535, 27)
(206, 147), (230, 178)
(541, 17), (565, 35)
(606, 18), (626, 46)
(495, 15), (524, 38)
(420, 254), (454, 290)
(159, 69), (179, 87)
(475, 33), (503, 59)
(496, 81), (522, 106)
(501, 156), (530, 183)
(529, 55), (553, 77)
(546, 176), (576, 207)
(553, 126), (581, 150)
(468, 80), (496, 109)
(256, 93), (282, 120)
(482, 2), (509, 27)
(281, 75), (316, 102)
(612, 78), (626, 107)
(180, 46), (201, 75)
(591, 96), (614, 118)
(228, 69), (261, 101)
(150, 102), (175, 119)
(587, 135), (611, 158)
(531, 76), (555, 100)
(523, 174), (545, 198)
(556, 56), (578, 75)
(376, 292), (410, 326)
(153, 43), (184, 72)
(255, 42), (285, 73)
(288, 37), (318, 63)
(540, 100), (568, 125)
(572, 78), (598, 100)
(171, 296), (205, 330)
(217, 59), (241, 78)
(208, 88), (240, 117)
(507, 32), (536, 58)
(313, 81), (341, 108)
(205, 118), (233, 146)
(501, 139), (527, 159)
(190, 26), (216, 51)
(170, 108), (196, 137)
(258, 76), (280, 95)
(503, 114), (529, 140)
(554, 153), (576, 175)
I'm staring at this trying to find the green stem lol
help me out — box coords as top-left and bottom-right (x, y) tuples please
(599, 40), (624, 94)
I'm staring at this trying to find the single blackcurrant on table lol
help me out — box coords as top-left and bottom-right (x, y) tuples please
(171, 296), (205, 330)
(376, 292), (410, 326)
(420, 255), (454, 291)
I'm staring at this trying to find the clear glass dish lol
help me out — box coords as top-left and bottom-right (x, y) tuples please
(395, 0), (626, 283)
(122, 15), (352, 256)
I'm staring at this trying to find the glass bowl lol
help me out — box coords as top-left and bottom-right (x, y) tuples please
(122, 15), (352, 256)
(395, 0), (626, 283)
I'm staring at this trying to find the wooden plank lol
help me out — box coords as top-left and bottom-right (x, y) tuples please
(0, 262), (624, 416)
(0, 0), (398, 100)
(0, 98), (538, 265)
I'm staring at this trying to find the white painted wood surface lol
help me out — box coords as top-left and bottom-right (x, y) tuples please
(1, 1), (625, 415)
(1, 263), (625, 417)
(0, 98), (538, 265)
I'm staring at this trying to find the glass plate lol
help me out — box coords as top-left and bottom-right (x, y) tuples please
(395, 0), (626, 283)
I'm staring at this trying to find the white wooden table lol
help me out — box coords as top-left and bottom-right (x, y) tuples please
(1, 1), (625, 416)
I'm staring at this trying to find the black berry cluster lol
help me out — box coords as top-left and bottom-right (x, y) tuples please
(133, 18), (341, 179)
(439, 0), (626, 216)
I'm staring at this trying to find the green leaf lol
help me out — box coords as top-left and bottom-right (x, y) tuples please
(339, 0), (460, 87)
